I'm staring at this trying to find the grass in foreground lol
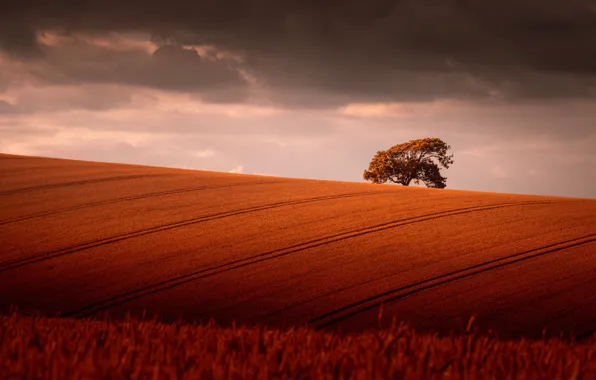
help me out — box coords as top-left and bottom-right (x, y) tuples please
(1, 313), (595, 379)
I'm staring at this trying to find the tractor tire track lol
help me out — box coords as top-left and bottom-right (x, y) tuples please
(64, 200), (560, 318)
(0, 180), (287, 226)
(258, 232), (571, 321)
(0, 174), (169, 196)
(0, 165), (68, 175)
(0, 190), (389, 273)
(308, 234), (596, 329)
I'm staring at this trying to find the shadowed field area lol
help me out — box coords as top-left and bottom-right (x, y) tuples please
(1, 153), (595, 340)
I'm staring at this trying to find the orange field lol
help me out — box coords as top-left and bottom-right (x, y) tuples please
(1, 153), (595, 341)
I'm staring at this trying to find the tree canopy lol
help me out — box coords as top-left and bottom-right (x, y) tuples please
(363, 137), (454, 188)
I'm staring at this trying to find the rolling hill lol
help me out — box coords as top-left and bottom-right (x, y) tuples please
(1, 153), (595, 340)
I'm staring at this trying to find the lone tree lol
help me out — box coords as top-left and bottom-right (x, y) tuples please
(363, 137), (454, 188)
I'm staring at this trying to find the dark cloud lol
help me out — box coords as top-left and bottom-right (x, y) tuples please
(127, 44), (246, 93)
(10, 36), (250, 101)
(0, 19), (44, 59)
(0, 0), (595, 105)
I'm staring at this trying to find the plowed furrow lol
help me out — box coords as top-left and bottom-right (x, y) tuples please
(65, 200), (559, 318)
(309, 234), (596, 329)
(0, 180), (286, 226)
(0, 174), (168, 196)
(0, 165), (66, 174)
(0, 191), (385, 273)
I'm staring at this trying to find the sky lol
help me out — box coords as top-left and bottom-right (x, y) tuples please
(0, 0), (595, 198)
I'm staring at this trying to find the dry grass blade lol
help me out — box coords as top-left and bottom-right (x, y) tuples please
(1, 313), (595, 380)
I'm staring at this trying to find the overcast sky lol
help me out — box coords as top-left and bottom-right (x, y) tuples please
(1, 0), (595, 197)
